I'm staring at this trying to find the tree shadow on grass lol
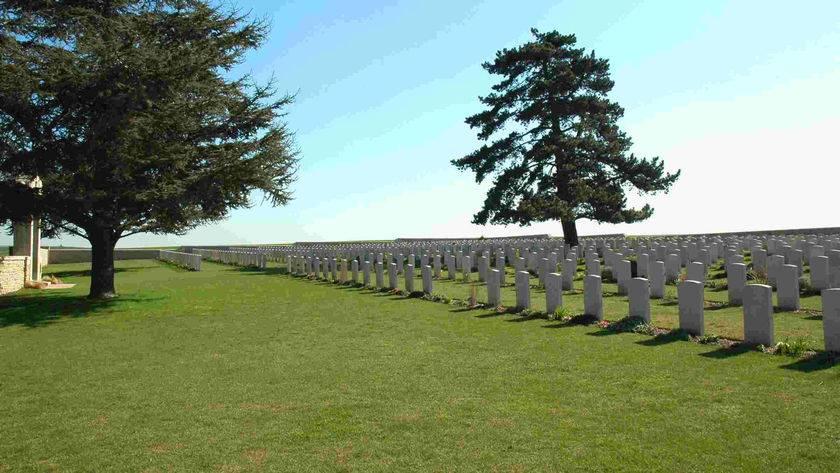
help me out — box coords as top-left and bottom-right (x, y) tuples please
(235, 267), (288, 276)
(506, 314), (545, 323)
(450, 307), (481, 313)
(542, 314), (598, 329)
(0, 293), (162, 329)
(698, 344), (754, 359)
(781, 352), (840, 373)
(474, 309), (511, 319)
(637, 330), (689, 346)
(371, 292), (404, 301)
(335, 285), (367, 292)
(47, 266), (148, 279)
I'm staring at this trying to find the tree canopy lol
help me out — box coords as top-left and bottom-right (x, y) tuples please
(0, 0), (299, 298)
(452, 29), (680, 245)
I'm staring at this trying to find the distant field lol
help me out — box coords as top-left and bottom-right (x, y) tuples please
(0, 259), (838, 471)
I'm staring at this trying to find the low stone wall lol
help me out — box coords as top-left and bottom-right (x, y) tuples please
(47, 248), (162, 264)
(0, 256), (27, 295)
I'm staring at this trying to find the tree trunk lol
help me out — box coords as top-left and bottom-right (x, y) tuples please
(89, 229), (118, 299)
(561, 219), (579, 247)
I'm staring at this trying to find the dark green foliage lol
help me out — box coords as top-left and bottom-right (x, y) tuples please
(452, 29), (679, 245)
(0, 0), (298, 297)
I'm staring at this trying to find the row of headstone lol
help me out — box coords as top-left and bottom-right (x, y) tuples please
(192, 249), (266, 268)
(158, 250), (202, 271)
(197, 230), (840, 353)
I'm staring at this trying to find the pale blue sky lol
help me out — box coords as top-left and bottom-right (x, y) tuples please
(8, 0), (840, 247)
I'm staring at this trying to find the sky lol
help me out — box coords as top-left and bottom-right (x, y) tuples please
(6, 0), (839, 248)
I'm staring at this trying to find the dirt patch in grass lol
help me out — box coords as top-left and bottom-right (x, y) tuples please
(238, 402), (306, 413)
(243, 448), (268, 466)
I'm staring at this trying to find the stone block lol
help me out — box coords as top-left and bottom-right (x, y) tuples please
(405, 264), (415, 293)
(628, 277), (651, 323)
(727, 262), (747, 306)
(776, 264), (800, 311)
(649, 261), (665, 299)
(422, 265), (433, 294)
(678, 280), (704, 336)
(616, 259), (631, 295)
(486, 269), (500, 306)
(811, 255), (829, 291)
(822, 289), (840, 352)
(584, 275), (603, 320)
(687, 262), (706, 283)
(743, 284), (773, 346)
(545, 272), (562, 315)
(515, 271), (530, 310)
(665, 254), (681, 284)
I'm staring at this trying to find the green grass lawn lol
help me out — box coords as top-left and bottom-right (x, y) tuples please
(1, 260), (839, 471)
(355, 258), (825, 348)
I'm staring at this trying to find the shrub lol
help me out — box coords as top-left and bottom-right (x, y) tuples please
(601, 268), (616, 283)
(747, 268), (769, 286)
(695, 334), (722, 345)
(548, 306), (573, 321)
(603, 316), (655, 335)
(706, 280), (727, 291)
(772, 338), (814, 358)
(517, 308), (547, 319)
(799, 277), (821, 297)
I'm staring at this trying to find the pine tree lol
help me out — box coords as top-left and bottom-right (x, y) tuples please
(453, 29), (680, 246)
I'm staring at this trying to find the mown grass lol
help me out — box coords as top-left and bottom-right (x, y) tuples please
(371, 258), (825, 349)
(1, 259), (839, 471)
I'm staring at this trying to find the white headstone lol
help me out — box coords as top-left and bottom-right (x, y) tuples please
(388, 262), (400, 289)
(562, 259), (576, 291)
(743, 284), (774, 346)
(686, 262), (706, 284)
(678, 280), (704, 336)
(616, 259), (632, 295)
(546, 272), (563, 315)
(515, 271), (531, 310)
(727, 263), (747, 306)
(405, 264), (415, 293)
(776, 264), (800, 311)
(649, 261), (665, 299)
(584, 275), (603, 320)
(811, 255), (829, 291)
(628, 278), (651, 322)
(422, 265), (433, 294)
(665, 254), (681, 284)
(822, 288), (840, 352)
(487, 269), (501, 306)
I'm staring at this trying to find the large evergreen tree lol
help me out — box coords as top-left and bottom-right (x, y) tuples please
(0, 0), (298, 298)
(453, 29), (679, 246)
